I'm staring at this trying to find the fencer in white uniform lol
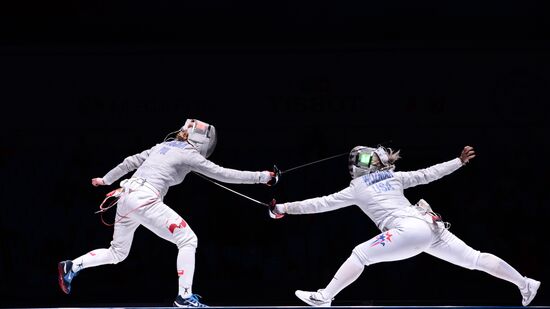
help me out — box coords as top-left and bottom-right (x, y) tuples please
(270, 145), (540, 307)
(58, 118), (275, 307)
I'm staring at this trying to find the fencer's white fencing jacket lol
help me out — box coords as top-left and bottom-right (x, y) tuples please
(280, 158), (463, 230)
(102, 141), (265, 198)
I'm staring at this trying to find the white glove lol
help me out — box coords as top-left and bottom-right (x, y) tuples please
(91, 177), (106, 187)
(259, 171), (274, 184)
(268, 200), (285, 219)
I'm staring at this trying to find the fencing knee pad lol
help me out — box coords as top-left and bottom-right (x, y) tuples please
(109, 245), (130, 264)
(166, 217), (198, 249)
(352, 246), (371, 266)
(461, 249), (481, 270)
(474, 252), (499, 271)
(173, 226), (198, 250)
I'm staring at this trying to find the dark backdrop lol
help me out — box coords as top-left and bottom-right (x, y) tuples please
(1, 0), (549, 307)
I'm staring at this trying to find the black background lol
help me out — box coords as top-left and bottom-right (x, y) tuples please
(1, 0), (549, 307)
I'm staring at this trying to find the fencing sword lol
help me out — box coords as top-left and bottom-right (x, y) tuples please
(279, 140), (391, 175)
(193, 172), (272, 207)
(279, 152), (348, 175)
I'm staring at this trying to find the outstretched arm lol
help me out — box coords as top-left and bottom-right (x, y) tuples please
(91, 147), (153, 186)
(395, 145), (475, 189)
(273, 184), (356, 215)
(190, 151), (273, 184)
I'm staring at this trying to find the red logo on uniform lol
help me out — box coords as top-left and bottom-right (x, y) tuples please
(168, 219), (187, 233)
(177, 269), (185, 276)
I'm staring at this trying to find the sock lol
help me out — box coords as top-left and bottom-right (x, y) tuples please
(72, 249), (117, 272)
(321, 253), (365, 300)
(177, 246), (196, 298)
(475, 253), (526, 289)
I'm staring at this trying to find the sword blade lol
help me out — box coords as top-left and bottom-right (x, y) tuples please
(193, 172), (269, 207)
(281, 152), (348, 174)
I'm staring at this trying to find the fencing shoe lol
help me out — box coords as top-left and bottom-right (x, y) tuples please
(521, 277), (541, 306)
(174, 294), (208, 307)
(58, 260), (78, 294)
(295, 289), (332, 307)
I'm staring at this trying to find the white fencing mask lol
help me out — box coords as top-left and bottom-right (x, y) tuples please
(181, 119), (217, 158)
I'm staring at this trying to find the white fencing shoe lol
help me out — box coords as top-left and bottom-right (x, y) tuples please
(521, 277), (541, 306)
(295, 289), (332, 307)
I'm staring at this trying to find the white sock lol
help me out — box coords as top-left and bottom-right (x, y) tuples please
(177, 247), (196, 298)
(475, 253), (526, 289)
(321, 253), (365, 300)
(72, 249), (117, 272)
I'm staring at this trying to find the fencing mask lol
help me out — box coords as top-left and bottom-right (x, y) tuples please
(348, 146), (392, 178)
(181, 119), (217, 158)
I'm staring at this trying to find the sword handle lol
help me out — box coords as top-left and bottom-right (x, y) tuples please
(268, 198), (284, 219)
(267, 164), (281, 186)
